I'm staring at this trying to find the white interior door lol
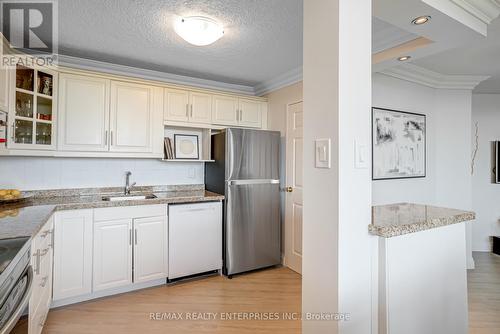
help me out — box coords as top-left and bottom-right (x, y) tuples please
(133, 216), (168, 283)
(284, 101), (303, 274)
(93, 219), (132, 291)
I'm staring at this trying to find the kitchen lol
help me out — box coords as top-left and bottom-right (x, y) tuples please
(2, 1), (500, 334)
(0, 1), (299, 332)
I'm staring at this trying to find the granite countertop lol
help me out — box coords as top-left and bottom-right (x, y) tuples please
(369, 203), (475, 238)
(0, 184), (224, 240)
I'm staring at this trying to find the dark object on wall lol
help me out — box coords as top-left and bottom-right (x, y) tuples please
(494, 141), (500, 183)
(493, 236), (500, 255)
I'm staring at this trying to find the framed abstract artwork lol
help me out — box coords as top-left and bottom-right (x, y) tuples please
(372, 107), (426, 180)
(174, 134), (200, 160)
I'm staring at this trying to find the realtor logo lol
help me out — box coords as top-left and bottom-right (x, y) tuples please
(0, 1), (57, 66)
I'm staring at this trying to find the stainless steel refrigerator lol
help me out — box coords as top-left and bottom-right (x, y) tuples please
(205, 128), (281, 277)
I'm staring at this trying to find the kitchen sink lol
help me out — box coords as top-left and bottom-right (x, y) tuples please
(102, 194), (157, 201)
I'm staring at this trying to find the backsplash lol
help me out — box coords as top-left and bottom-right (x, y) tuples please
(0, 157), (204, 190)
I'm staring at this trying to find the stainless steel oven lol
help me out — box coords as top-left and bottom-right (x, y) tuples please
(0, 237), (33, 334)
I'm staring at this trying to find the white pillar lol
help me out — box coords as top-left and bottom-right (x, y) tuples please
(302, 0), (373, 333)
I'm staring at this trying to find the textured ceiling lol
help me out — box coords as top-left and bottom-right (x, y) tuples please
(414, 17), (500, 94)
(58, 0), (303, 87)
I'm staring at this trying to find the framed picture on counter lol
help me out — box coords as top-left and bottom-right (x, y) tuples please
(174, 134), (200, 160)
(372, 107), (426, 180)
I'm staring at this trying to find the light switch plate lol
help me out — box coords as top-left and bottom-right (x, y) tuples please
(355, 141), (368, 169)
(315, 138), (331, 169)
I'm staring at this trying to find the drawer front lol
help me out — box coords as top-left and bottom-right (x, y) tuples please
(94, 204), (166, 221)
(33, 217), (54, 251)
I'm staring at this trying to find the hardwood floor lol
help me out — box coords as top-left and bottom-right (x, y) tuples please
(38, 267), (301, 334)
(468, 252), (500, 334)
(12, 253), (500, 334)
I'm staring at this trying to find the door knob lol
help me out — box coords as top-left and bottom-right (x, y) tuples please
(285, 186), (293, 193)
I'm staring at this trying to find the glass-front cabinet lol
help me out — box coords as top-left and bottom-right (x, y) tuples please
(9, 65), (56, 149)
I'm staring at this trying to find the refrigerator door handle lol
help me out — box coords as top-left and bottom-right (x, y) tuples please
(227, 179), (280, 185)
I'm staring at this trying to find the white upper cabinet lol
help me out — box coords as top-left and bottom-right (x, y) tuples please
(133, 216), (168, 283)
(0, 65), (8, 112)
(58, 73), (110, 152)
(109, 81), (155, 153)
(93, 218), (133, 291)
(238, 98), (262, 128)
(164, 89), (212, 125)
(212, 95), (238, 126)
(164, 88), (189, 122)
(212, 95), (263, 128)
(189, 92), (212, 124)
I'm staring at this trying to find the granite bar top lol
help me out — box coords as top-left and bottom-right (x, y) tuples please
(370, 203), (475, 238)
(0, 185), (224, 240)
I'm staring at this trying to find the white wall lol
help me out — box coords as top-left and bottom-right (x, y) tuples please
(372, 73), (474, 267)
(0, 157), (204, 190)
(303, 0), (372, 333)
(372, 74), (436, 205)
(471, 94), (500, 251)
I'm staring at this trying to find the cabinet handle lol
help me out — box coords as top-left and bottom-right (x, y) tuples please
(11, 123), (15, 140)
(190, 104), (193, 118)
(186, 104), (189, 117)
(110, 131), (114, 145)
(40, 276), (48, 288)
(105, 130), (108, 145)
(41, 248), (49, 256)
(129, 229), (132, 245)
(49, 229), (54, 248)
(135, 229), (138, 245)
(33, 250), (41, 275)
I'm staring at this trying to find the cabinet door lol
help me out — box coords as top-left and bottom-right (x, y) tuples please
(58, 73), (110, 151)
(164, 88), (189, 122)
(168, 202), (222, 279)
(189, 92), (212, 124)
(53, 210), (93, 301)
(239, 99), (262, 128)
(0, 65), (8, 112)
(93, 219), (133, 291)
(212, 95), (238, 126)
(109, 81), (154, 153)
(133, 216), (168, 283)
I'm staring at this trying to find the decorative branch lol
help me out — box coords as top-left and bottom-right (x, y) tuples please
(471, 121), (479, 175)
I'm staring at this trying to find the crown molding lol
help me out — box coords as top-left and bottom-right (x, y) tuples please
(450, 0), (500, 24)
(254, 67), (303, 96)
(379, 63), (490, 90)
(56, 54), (257, 96)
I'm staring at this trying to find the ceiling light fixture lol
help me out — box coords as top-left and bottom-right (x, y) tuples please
(174, 16), (224, 46)
(398, 56), (411, 61)
(412, 15), (431, 25)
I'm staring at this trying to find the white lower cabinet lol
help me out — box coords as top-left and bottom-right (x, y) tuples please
(52, 209), (93, 301)
(168, 202), (222, 279)
(93, 219), (133, 291)
(133, 216), (168, 283)
(29, 215), (54, 334)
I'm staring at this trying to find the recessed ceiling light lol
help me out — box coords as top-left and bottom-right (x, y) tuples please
(398, 56), (411, 61)
(412, 16), (431, 25)
(174, 16), (224, 46)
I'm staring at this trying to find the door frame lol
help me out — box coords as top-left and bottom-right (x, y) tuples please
(283, 100), (303, 273)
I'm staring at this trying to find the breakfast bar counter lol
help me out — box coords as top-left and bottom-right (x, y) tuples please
(370, 202), (475, 334)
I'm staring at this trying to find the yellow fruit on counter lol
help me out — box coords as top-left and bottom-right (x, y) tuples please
(0, 190), (7, 196)
(2, 194), (13, 200)
(0, 211), (6, 218)
(10, 190), (21, 197)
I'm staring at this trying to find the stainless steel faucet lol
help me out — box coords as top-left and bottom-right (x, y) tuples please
(124, 171), (136, 195)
